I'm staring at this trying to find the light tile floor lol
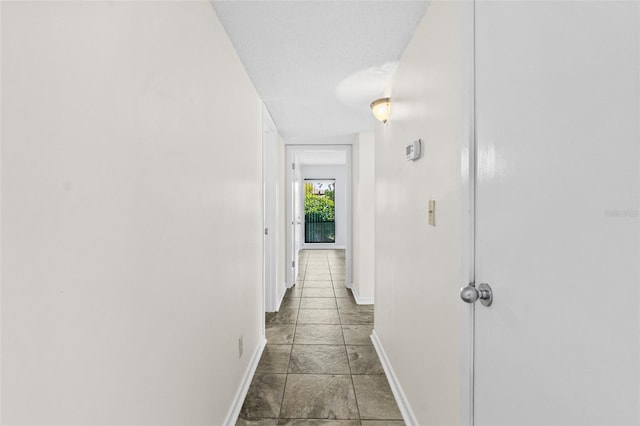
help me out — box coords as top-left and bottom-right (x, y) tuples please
(237, 249), (404, 426)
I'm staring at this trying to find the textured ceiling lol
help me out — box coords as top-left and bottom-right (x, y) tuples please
(211, 0), (429, 144)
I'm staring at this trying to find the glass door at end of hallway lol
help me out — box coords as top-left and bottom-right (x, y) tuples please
(304, 179), (335, 244)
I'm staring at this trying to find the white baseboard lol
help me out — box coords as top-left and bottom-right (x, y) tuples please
(301, 243), (346, 250)
(223, 336), (267, 426)
(371, 330), (418, 426)
(351, 284), (374, 305)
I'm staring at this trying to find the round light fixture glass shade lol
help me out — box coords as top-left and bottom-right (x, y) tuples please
(370, 97), (391, 123)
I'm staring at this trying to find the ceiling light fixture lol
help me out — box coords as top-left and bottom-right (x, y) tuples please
(370, 97), (391, 123)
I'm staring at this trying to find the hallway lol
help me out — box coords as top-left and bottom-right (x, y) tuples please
(237, 250), (403, 425)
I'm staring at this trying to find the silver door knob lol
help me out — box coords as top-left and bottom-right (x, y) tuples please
(460, 283), (493, 306)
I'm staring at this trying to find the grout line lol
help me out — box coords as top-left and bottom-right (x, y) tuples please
(276, 249), (368, 422)
(277, 249), (310, 419)
(338, 253), (363, 422)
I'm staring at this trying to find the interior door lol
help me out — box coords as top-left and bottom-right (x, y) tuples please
(263, 108), (278, 312)
(293, 166), (302, 281)
(471, 2), (640, 424)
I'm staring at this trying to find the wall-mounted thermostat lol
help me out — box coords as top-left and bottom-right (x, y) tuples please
(406, 139), (422, 161)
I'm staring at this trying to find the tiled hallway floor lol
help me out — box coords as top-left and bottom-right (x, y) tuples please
(237, 249), (404, 426)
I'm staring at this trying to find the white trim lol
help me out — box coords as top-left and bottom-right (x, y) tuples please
(459, 1), (476, 425)
(371, 330), (418, 426)
(301, 243), (346, 250)
(275, 283), (287, 311)
(223, 337), (267, 426)
(345, 146), (353, 292)
(262, 105), (279, 314)
(351, 284), (374, 305)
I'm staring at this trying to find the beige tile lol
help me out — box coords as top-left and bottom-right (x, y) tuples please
(280, 297), (301, 309)
(240, 374), (287, 419)
(337, 304), (374, 314)
(302, 287), (335, 298)
(285, 286), (304, 298)
(294, 324), (344, 344)
(297, 309), (341, 325)
(342, 325), (373, 345)
(306, 264), (330, 270)
(280, 375), (358, 419)
(288, 345), (350, 374)
(256, 345), (292, 374)
(333, 288), (352, 298)
(266, 324), (295, 344)
(339, 310), (374, 325)
(336, 297), (358, 309)
(352, 375), (402, 420)
(265, 308), (299, 325)
(303, 280), (333, 288)
(305, 274), (333, 280)
(332, 281), (347, 289)
(252, 249), (375, 422)
(347, 345), (384, 375)
(300, 298), (337, 309)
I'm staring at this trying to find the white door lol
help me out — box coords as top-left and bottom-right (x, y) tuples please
(293, 167), (301, 281)
(471, 2), (640, 424)
(263, 107), (278, 312)
(285, 149), (303, 287)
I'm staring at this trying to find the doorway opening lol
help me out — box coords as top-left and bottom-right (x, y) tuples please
(285, 145), (352, 289)
(304, 179), (336, 244)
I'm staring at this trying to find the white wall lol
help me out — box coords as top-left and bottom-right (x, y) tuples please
(1, 2), (264, 424)
(373, 1), (465, 424)
(300, 165), (347, 248)
(352, 132), (376, 304)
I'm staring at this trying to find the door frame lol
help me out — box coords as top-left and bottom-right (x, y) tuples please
(285, 146), (298, 286)
(301, 178), (338, 247)
(460, 1), (476, 425)
(262, 105), (279, 314)
(285, 145), (353, 288)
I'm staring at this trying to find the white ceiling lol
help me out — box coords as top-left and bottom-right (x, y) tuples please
(211, 0), (429, 144)
(295, 150), (347, 166)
